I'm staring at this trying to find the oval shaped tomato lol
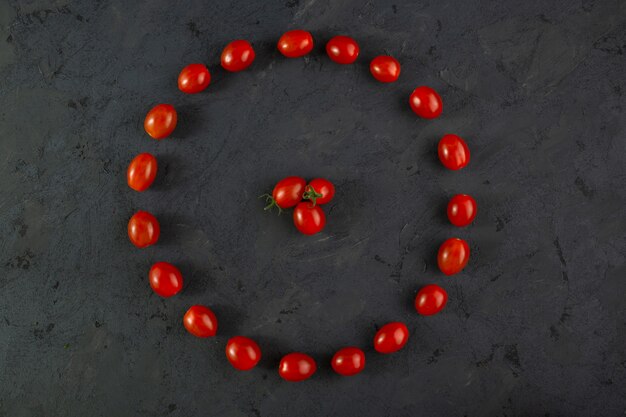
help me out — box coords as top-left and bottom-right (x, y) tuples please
(415, 284), (448, 316)
(409, 86), (442, 119)
(447, 194), (477, 227)
(293, 202), (326, 235)
(374, 322), (409, 354)
(369, 55), (401, 83)
(331, 347), (365, 376)
(149, 262), (183, 297)
(144, 104), (177, 139)
(127, 153), (157, 192)
(270, 176), (306, 209)
(226, 336), (262, 371)
(303, 178), (335, 205)
(438, 238), (470, 275)
(278, 30), (314, 58)
(221, 40), (255, 72)
(178, 63), (211, 94)
(326, 36), (359, 64)
(128, 211), (160, 248)
(183, 305), (218, 338)
(279, 352), (317, 382)
(438, 134), (470, 170)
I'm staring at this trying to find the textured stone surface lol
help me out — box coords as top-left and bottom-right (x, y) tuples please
(0, 0), (625, 416)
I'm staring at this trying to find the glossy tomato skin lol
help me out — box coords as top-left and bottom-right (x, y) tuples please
(221, 40), (255, 72)
(305, 178), (335, 205)
(144, 104), (177, 139)
(278, 30), (314, 58)
(415, 284), (448, 316)
(226, 336), (262, 371)
(374, 322), (409, 354)
(127, 153), (157, 192)
(438, 238), (470, 275)
(438, 134), (470, 170)
(149, 262), (183, 297)
(128, 211), (160, 248)
(409, 86), (443, 119)
(447, 194), (477, 227)
(326, 36), (360, 64)
(293, 202), (326, 235)
(279, 353), (317, 382)
(273, 176), (306, 209)
(183, 305), (218, 338)
(178, 63), (211, 94)
(331, 347), (365, 376)
(370, 55), (401, 83)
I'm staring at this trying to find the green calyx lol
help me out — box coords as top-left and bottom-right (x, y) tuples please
(302, 185), (323, 206)
(259, 194), (283, 214)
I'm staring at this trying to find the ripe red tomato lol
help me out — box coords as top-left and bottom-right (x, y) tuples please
(149, 262), (183, 297)
(271, 176), (306, 209)
(447, 194), (477, 227)
(278, 352), (317, 382)
(331, 347), (365, 376)
(183, 305), (218, 338)
(128, 211), (160, 248)
(374, 322), (409, 354)
(226, 336), (262, 371)
(144, 104), (177, 139)
(409, 86), (442, 119)
(415, 284), (448, 316)
(438, 238), (470, 275)
(293, 202), (326, 235)
(221, 40), (255, 72)
(178, 63), (211, 94)
(303, 178), (335, 205)
(278, 30), (314, 58)
(127, 153), (157, 192)
(438, 134), (470, 170)
(369, 55), (401, 83)
(326, 36), (360, 64)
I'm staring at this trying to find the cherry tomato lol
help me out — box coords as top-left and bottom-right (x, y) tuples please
(278, 30), (314, 58)
(331, 347), (365, 376)
(303, 178), (335, 205)
(415, 284), (448, 316)
(221, 40), (255, 72)
(326, 36), (360, 64)
(438, 238), (470, 275)
(374, 322), (409, 354)
(127, 153), (157, 192)
(128, 211), (160, 248)
(178, 63), (211, 94)
(267, 176), (306, 210)
(438, 134), (470, 170)
(226, 336), (262, 371)
(144, 104), (177, 139)
(447, 194), (477, 227)
(149, 262), (183, 297)
(278, 352), (317, 382)
(369, 55), (401, 83)
(183, 305), (218, 338)
(293, 202), (326, 235)
(409, 86), (442, 119)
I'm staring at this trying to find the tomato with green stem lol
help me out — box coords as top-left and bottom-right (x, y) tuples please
(303, 178), (335, 205)
(262, 176), (306, 212)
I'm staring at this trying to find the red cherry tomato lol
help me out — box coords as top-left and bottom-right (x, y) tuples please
(278, 353), (317, 382)
(128, 211), (160, 248)
(303, 178), (335, 205)
(415, 284), (448, 316)
(144, 104), (177, 139)
(326, 36), (360, 64)
(183, 305), (218, 338)
(331, 347), (365, 376)
(293, 202), (326, 235)
(226, 336), (262, 371)
(178, 63), (211, 94)
(438, 238), (470, 275)
(369, 55), (401, 83)
(374, 322), (409, 354)
(127, 153), (157, 192)
(268, 176), (306, 210)
(221, 40), (255, 72)
(409, 86), (442, 119)
(278, 30), (314, 58)
(447, 194), (477, 227)
(149, 262), (183, 297)
(438, 134), (470, 170)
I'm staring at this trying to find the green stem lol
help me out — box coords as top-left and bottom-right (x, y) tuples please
(302, 185), (323, 206)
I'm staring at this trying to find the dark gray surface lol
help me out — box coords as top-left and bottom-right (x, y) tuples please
(0, 0), (625, 416)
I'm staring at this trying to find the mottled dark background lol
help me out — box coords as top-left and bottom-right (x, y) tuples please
(0, 0), (624, 416)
